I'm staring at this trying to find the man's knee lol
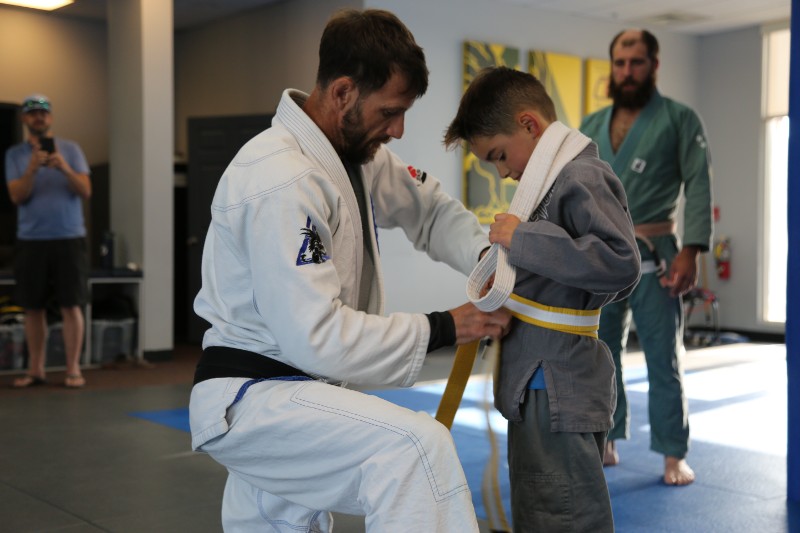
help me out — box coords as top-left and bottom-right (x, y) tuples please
(222, 473), (332, 533)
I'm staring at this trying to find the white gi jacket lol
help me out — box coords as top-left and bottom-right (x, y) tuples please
(192, 88), (487, 416)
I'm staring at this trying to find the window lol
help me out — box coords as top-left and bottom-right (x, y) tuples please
(762, 26), (790, 323)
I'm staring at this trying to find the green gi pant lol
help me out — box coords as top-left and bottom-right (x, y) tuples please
(508, 389), (614, 533)
(599, 237), (690, 458)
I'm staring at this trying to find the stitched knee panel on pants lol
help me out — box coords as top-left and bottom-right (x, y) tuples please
(512, 473), (572, 532)
(256, 488), (331, 533)
(290, 382), (470, 502)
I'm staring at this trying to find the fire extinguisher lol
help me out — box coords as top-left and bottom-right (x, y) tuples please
(714, 237), (731, 280)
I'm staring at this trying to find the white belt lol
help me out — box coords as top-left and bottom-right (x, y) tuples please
(466, 123), (591, 311)
(505, 293), (600, 338)
(640, 258), (666, 276)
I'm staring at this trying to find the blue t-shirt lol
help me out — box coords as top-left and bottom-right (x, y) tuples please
(4, 138), (90, 240)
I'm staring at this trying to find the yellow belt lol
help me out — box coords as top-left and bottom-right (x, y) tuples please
(435, 295), (599, 428)
(504, 293), (600, 338)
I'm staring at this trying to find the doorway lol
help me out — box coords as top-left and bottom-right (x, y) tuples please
(181, 114), (273, 344)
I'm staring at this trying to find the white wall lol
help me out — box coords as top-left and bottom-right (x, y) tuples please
(175, 0), (780, 334)
(107, 0), (175, 353)
(698, 26), (784, 334)
(3, 1), (778, 339)
(366, 0), (702, 314)
(0, 7), (108, 164)
(174, 0), (359, 159)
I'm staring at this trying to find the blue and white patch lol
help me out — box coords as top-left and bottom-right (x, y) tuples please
(296, 216), (330, 266)
(631, 158), (647, 173)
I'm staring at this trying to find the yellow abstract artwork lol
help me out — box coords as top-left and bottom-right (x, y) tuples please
(528, 50), (582, 128)
(462, 41), (520, 224)
(584, 58), (613, 115)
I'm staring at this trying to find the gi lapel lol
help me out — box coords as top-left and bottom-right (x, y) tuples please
(603, 91), (665, 177)
(275, 89), (367, 302)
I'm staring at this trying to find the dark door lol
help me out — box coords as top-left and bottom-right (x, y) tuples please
(0, 103), (22, 268)
(185, 114), (273, 344)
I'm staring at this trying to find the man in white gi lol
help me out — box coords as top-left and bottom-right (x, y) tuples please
(189, 8), (511, 532)
(580, 29), (713, 486)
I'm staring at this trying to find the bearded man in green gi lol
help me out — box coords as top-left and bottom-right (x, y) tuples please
(580, 29), (713, 486)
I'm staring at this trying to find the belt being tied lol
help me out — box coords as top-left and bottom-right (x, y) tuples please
(466, 121), (591, 311)
(436, 122), (591, 429)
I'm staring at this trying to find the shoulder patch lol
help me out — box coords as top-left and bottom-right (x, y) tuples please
(296, 216), (330, 266)
(695, 134), (707, 149)
(407, 165), (427, 186)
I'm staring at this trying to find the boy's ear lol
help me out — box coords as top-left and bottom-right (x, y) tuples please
(518, 111), (542, 138)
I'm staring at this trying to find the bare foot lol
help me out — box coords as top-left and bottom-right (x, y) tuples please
(64, 373), (86, 389)
(664, 456), (695, 485)
(603, 440), (619, 466)
(12, 374), (47, 388)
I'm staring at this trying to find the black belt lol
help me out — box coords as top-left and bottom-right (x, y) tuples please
(193, 346), (311, 385)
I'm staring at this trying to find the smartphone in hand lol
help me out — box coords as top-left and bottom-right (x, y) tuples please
(39, 137), (55, 154)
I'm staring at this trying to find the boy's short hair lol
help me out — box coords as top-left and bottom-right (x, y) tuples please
(444, 66), (556, 148)
(316, 9), (428, 99)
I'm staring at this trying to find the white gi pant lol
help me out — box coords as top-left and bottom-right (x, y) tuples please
(191, 378), (479, 532)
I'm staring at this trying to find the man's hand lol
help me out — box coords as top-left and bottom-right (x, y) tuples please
(449, 302), (512, 345)
(489, 213), (521, 249)
(663, 246), (700, 297)
(27, 144), (46, 173)
(47, 151), (70, 172)
(479, 273), (495, 298)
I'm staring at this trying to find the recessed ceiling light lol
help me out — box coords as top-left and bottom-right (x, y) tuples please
(634, 11), (708, 26)
(0, 0), (74, 11)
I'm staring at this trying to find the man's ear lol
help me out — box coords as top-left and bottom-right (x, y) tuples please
(329, 77), (358, 113)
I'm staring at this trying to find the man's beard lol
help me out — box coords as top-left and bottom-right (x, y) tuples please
(341, 103), (389, 165)
(609, 73), (656, 110)
(28, 123), (49, 139)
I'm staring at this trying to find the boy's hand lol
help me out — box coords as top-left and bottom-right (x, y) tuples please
(479, 273), (495, 297)
(489, 213), (521, 249)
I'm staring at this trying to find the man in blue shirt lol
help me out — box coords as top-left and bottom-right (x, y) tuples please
(5, 94), (92, 388)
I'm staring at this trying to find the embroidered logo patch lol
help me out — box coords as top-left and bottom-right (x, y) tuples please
(631, 158), (647, 173)
(696, 134), (707, 149)
(530, 185), (555, 222)
(407, 165), (427, 186)
(296, 216), (330, 266)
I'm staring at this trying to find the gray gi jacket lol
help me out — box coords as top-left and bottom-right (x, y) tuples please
(495, 143), (640, 432)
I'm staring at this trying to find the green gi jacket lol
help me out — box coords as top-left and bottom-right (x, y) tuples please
(580, 91), (713, 251)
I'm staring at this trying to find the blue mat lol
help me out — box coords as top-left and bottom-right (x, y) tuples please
(130, 406), (190, 433)
(130, 344), (799, 532)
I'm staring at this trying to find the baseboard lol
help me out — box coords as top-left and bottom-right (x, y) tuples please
(143, 349), (173, 362)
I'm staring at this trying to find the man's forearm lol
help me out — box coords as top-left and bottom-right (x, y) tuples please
(63, 168), (91, 200)
(7, 169), (36, 204)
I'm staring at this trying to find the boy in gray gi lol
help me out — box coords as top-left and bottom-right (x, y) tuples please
(444, 66), (641, 532)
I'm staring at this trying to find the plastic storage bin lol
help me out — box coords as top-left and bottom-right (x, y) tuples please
(91, 318), (136, 364)
(46, 322), (67, 367)
(0, 323), (26, 370)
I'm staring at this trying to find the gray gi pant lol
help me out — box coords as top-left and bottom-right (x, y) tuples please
(508, 388), (614, 532)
